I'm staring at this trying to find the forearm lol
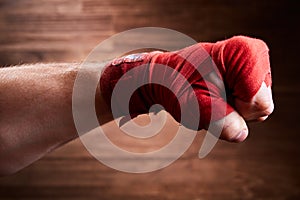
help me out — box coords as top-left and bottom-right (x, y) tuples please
(0, 63), (112, 175)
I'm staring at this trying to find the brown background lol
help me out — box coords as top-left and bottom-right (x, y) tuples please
(0, 0), (299, 199)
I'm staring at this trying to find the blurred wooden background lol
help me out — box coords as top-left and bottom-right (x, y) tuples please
(0, 0), (299, 199)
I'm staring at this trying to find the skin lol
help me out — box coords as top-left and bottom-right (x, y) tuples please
(0, 63), (274, 176)
(0, 63), (113, 176)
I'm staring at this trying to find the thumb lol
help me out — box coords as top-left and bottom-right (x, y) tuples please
(211, 108), (249, 143)
(197, 90), (248, 142)
(195, 72), (249, 142)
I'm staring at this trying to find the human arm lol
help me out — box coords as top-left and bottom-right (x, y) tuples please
(0, 63), (112, 175)
(0, 36), (275, 176)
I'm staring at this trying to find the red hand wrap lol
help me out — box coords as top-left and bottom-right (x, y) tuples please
(203, 36), (271, 102)
(100, 36), (271, 130)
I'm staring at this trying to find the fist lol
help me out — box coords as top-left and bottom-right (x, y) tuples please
(100, 36), (274, 142)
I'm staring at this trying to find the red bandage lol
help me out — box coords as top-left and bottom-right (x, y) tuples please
(100, 36), (271, 130)
(202, 36), (271, 101)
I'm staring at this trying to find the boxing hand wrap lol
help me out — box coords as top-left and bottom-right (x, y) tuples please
(202, 36), (271, 102)
(100, 36), (271, 130)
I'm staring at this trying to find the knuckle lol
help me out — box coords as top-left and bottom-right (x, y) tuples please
(254, 99), (274, 116)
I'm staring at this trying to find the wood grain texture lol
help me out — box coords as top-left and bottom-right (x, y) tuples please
(0, 0), (299, 199)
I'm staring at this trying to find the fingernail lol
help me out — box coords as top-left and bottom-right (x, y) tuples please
(234, 129), (248, 142)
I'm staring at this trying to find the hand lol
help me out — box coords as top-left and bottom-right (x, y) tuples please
(100, 36), (274, 142)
